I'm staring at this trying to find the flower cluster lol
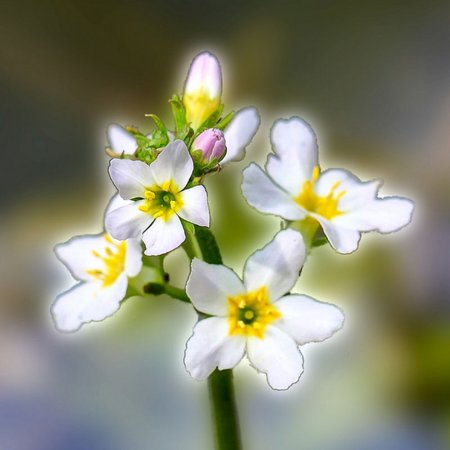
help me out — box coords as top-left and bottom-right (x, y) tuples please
(53, 52), (414, 390)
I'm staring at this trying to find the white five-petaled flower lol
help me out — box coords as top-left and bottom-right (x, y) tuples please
(184, 229), (344, 390)
(53, 233), (142, 332)
(105, 140), (210, 256)
(242, 117), (415, 253)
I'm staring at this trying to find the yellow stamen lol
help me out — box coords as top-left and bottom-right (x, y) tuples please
(138, 204), (150, 213)
(294, 165), (346, 220)
(312, 165), (320, 181)
(86, 234), (127, 287)
(228, 286), (281, 339)
(139, 180), (184, 222)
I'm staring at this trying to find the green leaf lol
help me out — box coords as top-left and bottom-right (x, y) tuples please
(194, 225), (223, 264)
(146, 113), (167, 134)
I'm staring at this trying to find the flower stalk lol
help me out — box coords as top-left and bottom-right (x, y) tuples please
(184, 225), (243, 450)
(208, 369), (243, 450)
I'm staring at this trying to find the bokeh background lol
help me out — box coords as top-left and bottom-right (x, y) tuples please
(1, 1), (449, 449)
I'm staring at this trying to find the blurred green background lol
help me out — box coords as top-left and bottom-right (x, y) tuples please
(1, 0), (449, 449)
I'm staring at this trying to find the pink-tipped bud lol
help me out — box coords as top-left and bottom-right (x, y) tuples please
(183, 52), (222, 130)
(193, 128), (226, 164)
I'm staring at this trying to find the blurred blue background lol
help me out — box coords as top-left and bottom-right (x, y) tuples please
(0, 1), (449, 449)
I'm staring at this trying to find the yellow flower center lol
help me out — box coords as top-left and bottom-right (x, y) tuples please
(138, 180), (184, 222)
(294, 166), (346, 219)
(183, 88), (220, 130)
(86, 234), (127, 287)
(228, 286), (281, 339)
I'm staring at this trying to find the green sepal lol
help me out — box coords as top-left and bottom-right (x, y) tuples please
(190, 149), (211, 177)
(312, 237), (328, 248)
(135, 147), (158, 164)
(215, 111), (235, 131)
(169, 94), (191, 140)
(201, 157), (221, 173)
(192, 153), (222, 177)
(133, 133), (159, 163)
(196, 104), (224, 133)
(145, 114), (170, 147)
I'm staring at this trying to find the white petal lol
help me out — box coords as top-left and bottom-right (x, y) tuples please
(104, 194), (132, 217)
(244, 229), (305, 301)
(269, 117), (318, 186)
(142, 214), (185, 256)
(55, 234), (109, 282)
(105, 200), (152, 240)
(109, 159), (155, 199)
(334, 196), (414, 233)
(124, 238), (143, 277)
(242, 163), (306, 221)
(317, 217), (362, 254)
(314, 168), (380, 212)
(150, 140), (193, 190)
(276, 294), (344, 345)
(221, 107), (260, 163)
(186, 258), (245, 316)
(52, 275), (127, 332)
(246, 326), (304, 390)
(265, 154), (299, 197)
(107, 124), (137, 155)
(184, 317), (245, 380)
(177, 185), (210, 226)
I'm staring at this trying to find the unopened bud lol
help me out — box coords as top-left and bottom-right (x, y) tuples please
(183, 52), (222, 130)
(193, 129), (226, 164)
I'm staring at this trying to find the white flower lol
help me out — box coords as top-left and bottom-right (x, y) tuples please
(53, 233), (142, 332)
(105, 139), (210, 256)
(184, 229), (344, 390)
(107, 124), (138, 155)
(242, 117), (415, 253)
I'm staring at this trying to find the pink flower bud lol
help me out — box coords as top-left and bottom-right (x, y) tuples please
(193, 128), (226, 164)
(183, 52), (222, 129)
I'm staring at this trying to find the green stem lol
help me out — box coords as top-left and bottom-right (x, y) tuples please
(164, 284), (190, 303)
(208, 369), (242, 450)
(182, 224), (203, 259)
(184, 225), (243, 450)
